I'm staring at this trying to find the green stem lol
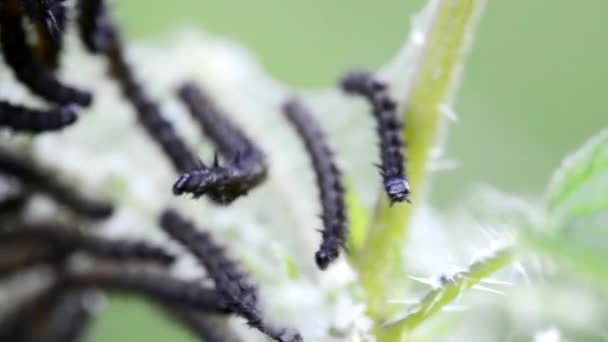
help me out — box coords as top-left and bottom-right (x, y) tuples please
(379, 243), (513, 337)
(355, 0), (486, 325)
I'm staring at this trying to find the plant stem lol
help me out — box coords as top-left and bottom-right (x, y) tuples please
(355, 0), (486, 327)
(380, 243), (513, 337)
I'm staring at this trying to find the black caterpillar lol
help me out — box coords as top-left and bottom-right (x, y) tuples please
(0, 2), (415, 341)
(76, 0), (199, 173)
(173, 83), (268, 204)
(0, 101), (78, 133)
(0, 0), (92, 106)
(160, 209), (302, 342)
(65, 262), (232, 314)
(33, 290), (101, 342)
(0, 148), (114, 219)
(28, 0), (67, 69)
(341, 70), (411, 204)
(283, 98), (348, 270)
(0, 225), (176, 265)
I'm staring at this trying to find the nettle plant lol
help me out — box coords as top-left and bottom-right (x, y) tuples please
(1, 0), (607, 341)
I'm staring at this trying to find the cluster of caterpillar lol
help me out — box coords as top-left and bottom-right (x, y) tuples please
(0, 0), (410, 341)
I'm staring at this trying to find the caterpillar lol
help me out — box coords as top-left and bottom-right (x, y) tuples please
(0, 283), (62, 342)
(160, 209), (302, 342)
(173, 83), (268, 204)
(0, 101), (78, 133)
(341, 70), (411, 204)
(0, 0), (92, 106)
(75, 0), (198, 173)
(0, 190), (28, 215)
(0, 239), (59, 276)
(76, 0), (112, 53)
(31, 4), (67, 69)
(65, 263), (231, 314)
(283, 98), (348, 270)
(33, 290), (101, 342)
(17, 0), (66, 36)
(0, 225), (176, 265)
(0, 148), (114, 219)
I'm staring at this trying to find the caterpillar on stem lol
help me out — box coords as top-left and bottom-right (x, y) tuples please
(341, 70), (411, 204)
(282, 98), (348, 270)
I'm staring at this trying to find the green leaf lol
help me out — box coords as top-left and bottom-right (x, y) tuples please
(344, 180), (370, 254)
(545, 129), (608, 230)
(379, 242), (513, 336)
(529, 129), (608, 291)
(525, 232), (608, 290)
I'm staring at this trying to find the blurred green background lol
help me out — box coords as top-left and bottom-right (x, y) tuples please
(89, 1), (607, 340)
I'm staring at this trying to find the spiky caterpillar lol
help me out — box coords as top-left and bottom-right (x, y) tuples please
(341, 70), (411, 204)
(0, 225), (176, 265)
(0, 101), (78, 133)
(0, 241), (61, 276)
(65, 264), (231, 314)
(76, 0), (112, 53)
(24, 289), (101, 342)
(75, 0), (198, 173)
(0, 283), (62, 341)
(0, 148), (114, 219)
(17, 0), (66, 35)
(30, 3), (67, 69)
(0, 0), (92, 106)
(283, 98), (348, 270)
(173, 83), (268, 204)
(40, 290), (100, 342)
(160, 209), (302, 342)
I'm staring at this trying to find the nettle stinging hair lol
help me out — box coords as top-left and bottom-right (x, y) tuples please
(173, 83), (268, 204)
(341, 70), (411, 204)
(160, 209), (302, 342)
(283, 98), (348, 270)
